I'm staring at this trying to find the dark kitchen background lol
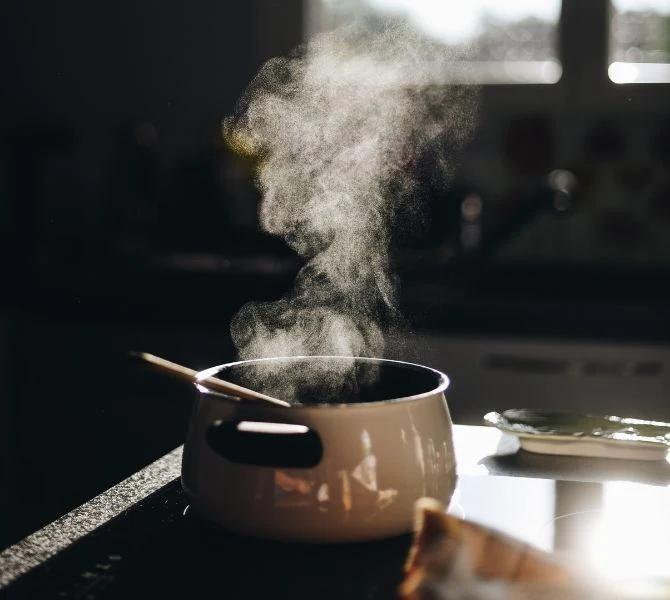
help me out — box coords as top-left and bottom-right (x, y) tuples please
(1, 0), (669, 550)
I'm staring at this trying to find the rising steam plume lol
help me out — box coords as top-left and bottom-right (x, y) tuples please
(224, 21), (478, 403)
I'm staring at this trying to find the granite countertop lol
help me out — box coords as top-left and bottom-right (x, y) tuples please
(3, 425), (670, 590)
(0, 447), (183, 588)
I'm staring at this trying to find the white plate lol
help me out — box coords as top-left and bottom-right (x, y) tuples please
(484, 409), (670, 461)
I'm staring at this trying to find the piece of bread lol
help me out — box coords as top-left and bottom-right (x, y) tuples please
(400, 498), (576, 600)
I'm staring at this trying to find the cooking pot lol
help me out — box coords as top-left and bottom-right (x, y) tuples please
(181, 356), (456, 543)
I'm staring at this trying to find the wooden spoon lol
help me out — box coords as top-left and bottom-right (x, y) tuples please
(131, 352), (290, 408)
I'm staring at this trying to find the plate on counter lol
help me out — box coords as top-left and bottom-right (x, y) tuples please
(483, 409), (670, 461)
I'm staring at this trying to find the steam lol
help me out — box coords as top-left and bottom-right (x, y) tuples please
(224, 21), (478, 403)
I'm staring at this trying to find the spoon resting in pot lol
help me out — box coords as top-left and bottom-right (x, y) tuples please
(130, 352), (291, 407)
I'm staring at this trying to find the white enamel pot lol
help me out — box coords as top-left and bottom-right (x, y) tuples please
(181, 356), (456, 543)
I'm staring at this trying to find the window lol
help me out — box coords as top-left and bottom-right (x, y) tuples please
(609, 0), (670, 83)
(306, 0), (562, 83)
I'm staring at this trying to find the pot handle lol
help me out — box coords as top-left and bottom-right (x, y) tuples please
(206, 419), (323, 468)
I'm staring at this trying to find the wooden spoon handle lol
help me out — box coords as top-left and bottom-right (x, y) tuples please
(131, 352), (291, 408)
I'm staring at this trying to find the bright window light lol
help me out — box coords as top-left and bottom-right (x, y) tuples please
(608, 61), (640, 83)
(610, 0), (670, 83)
(585, 482), (670, 582)
(307, 0), (562, 84)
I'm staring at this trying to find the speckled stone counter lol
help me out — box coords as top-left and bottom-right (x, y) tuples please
(3, 425), (670, 593)
(0, 446), (183, 588)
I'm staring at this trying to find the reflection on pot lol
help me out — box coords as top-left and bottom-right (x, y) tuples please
(339, 470), (353, 513)
(350, 428), (399, 513)
(269, 428), (400, 519)
(352, 430), (378, 491)
(275, 470), (312, 495)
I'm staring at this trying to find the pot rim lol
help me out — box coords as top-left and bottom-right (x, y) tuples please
(194, 355), (449, 409)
